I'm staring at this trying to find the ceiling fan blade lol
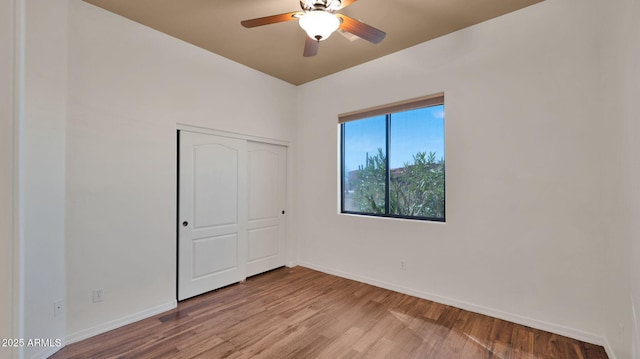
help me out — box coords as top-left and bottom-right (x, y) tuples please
(335, 14), (386, 44)
(241, 11), (302, 28)
(336, 0), (357, 10)
(303, 36), (319, 57)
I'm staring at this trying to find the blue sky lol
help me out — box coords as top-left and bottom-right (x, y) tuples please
(343, 105), (445, 173)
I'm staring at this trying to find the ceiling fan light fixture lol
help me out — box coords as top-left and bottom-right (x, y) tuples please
(299, 11), (340, 41)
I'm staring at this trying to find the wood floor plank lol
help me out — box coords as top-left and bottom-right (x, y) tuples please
(50, 267), (609, 359)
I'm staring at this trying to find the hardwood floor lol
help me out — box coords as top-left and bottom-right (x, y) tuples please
(51, 267), (608, 359)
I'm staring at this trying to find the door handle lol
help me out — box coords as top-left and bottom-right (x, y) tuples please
(182, 221), (189, 227)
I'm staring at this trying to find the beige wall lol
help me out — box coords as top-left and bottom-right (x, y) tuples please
(65, 1), (296, 341)
(599, 0), (640, 357)
(295, 0), (607, 344)
(20, 0), (68, 357)
(0, 0), (15, 357)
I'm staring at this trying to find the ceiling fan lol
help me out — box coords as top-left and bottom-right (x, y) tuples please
(241, 0), (386, 57)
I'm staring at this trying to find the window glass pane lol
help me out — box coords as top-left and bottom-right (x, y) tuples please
(389, 105), (445, 219)
(342, 115), (387, 214)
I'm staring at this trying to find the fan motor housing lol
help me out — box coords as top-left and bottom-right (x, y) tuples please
(300, 0), (341, 11)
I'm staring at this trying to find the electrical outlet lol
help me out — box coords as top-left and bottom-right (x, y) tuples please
(53, 300), (64, 317)
(92, 288), (104, 303)
(400, 260), (407, 271)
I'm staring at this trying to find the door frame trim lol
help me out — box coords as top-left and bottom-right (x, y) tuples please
(177, 124), (290, 147)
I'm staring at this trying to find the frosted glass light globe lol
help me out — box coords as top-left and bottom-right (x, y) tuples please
(299, 11), (340, 41)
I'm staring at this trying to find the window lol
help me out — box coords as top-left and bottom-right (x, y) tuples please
(340, 94), (445, 221)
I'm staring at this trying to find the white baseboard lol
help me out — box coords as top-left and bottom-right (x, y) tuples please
(30, 345), (66, 359)
(602, 337), (617, 359)
(299, 261), (605, 347)
(65, 300), (177, 345)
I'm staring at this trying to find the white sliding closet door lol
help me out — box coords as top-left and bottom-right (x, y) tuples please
(246, 142), (287, 277)
(178, 131), (287, 300)
(178, 131), (247, 301)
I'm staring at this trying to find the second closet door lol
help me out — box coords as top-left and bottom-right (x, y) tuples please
(247, 141), (287, 277)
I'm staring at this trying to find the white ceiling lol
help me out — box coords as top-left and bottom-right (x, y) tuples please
(82, 0), (544, 85)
